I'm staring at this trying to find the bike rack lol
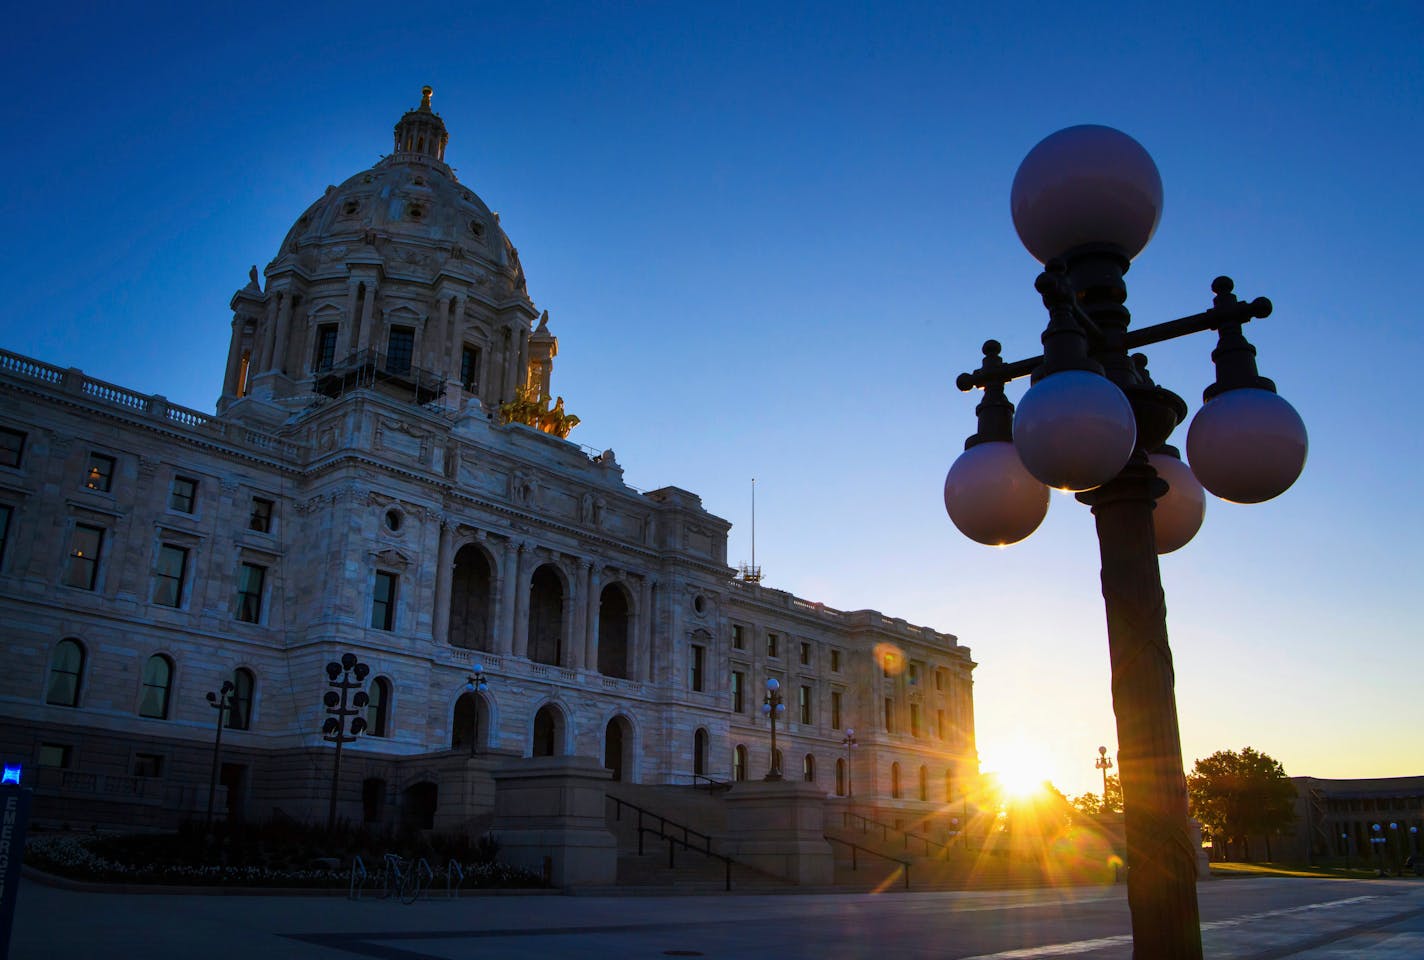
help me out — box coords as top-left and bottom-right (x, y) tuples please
(348, 855), (367, 900)
(446, 859), (465, 898)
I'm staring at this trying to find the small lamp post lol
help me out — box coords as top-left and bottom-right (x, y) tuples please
(204, 679), (235, 831)
(1370, 823), (1386, 876)
(1342, 831), (1351, 871)
(1095, 745), (1114, 810)
(1411, 825), (1419, 857)
(841, 727), (858, 800)
(322, 653), (370, 833)
(762, 678), (786, 780)
(1389, 822), (1400, 875)
(464, 666), (489, 756)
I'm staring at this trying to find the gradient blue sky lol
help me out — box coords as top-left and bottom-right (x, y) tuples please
(4, 3), (1420, 797)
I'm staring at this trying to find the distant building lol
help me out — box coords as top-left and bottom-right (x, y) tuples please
(1288, 775), (1424, 865)
(0, 89), (977, 835)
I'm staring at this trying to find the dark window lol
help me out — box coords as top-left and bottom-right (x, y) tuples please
(689, 644), (705, 692)
(799, 685), (812, 724)
(694, 728), (708, 777)
(38, 743), (71, 768)
(830, 649), (840, 672)
(831, 690), (843, 730)
(891, 762), (902, 799)
(169, 476), (197, 513)
(919, 765), (928, 801)
(0, 504), (11, 567)
(884, 697), (895, 734)
(228, 668), (255, 730)
(371, 571), (398, 630)
(935, 669), (945, 691)
(767, 632), (779, 658)
(386, 327), (414, 375)
(733, 744), (748, 782)
(313, 325), (338, 371)
(64, 524), (104, 590)
(533, 705), (560, 756)
(46, 639), (85, 707)
(139, 654), (173, 719)
(799, 642), (811, 665)
(732, 624), (745, 649)
(132, 753), (164, 778)
(460, 345), (481, 391)
(236, 563), (265, 623)
(946, 770), (954, 802)
(85, 452), (115, 492)
(732, 670), (745, 713)
(249, 497), (274, 533)
(908, 663), (920, 686)
(0, 428), (25, 468)
(152, 544), (188, 607)
(366, 677), (390, 737)
(803, 754), (815, 782)
(910, 703), (922, 738)
(836, 758), (846, 796)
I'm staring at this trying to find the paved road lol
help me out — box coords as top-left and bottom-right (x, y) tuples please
(9, 877), (1423, 959)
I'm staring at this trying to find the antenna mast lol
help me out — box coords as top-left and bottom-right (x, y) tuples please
(738, 477), (762, 584)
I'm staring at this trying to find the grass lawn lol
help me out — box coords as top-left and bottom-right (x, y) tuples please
(1210, 861), (1419, 880)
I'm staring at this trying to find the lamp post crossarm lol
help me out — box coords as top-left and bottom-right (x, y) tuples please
(955, 280), (1274, 393)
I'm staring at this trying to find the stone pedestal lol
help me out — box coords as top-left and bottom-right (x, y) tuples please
(1189, 819), (1212, 879)
(490, 756), (617, 888)
(720, 779), (834, 885)
(433, 756), (498, 833)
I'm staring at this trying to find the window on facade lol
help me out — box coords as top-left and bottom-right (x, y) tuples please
(0, 428), (24, 468)
(884, 697), (895, 733)
(937, 709), (946, 740)
(767, 632), (779, 658)
(835, 758), (846, 796)
(152, 544), (188, 607)
(386, 327), (415, 375)
(313, 324), (338, 371)
(132, 753), (164, 778)
(918, 765), (928, 801)
(85, 452), (115, 492)
(891, 762), (902, 799)
(39, 743), (72, 769)
(249, 497), (274, 533)
(910, 703), (922, 738)
(733, 744), (748, 782)
(689, 644), (705, 692)
(830, 649), (840, 672)
(64, 524), (104, 590)
(460, 345), (481, 391)
(0, 504), (11, 568)
(799, 641), (811, 665)
(365, 677), (391, 737)
(732, 670), (745, 713)
(908, 662), (920, 686)
(798, 685), (812, 724)
(228, 668), (255, 731)
(46, 638), (85, 707)
(371, 571), (398, 630)
(169, 476), (197, 513)
(694, 728), (708, 777)
(803, 754), (816, 782)
(732, 624), (745, 650)
(236, 562), (266, 623)
(935, 669), (945, 691)
(138, 654), (174, 719)
(831, 690), (843, 730)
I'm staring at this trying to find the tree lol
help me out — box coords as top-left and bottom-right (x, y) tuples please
(1187, 748), (1297, 862)
(1069, 775), (1122, 818)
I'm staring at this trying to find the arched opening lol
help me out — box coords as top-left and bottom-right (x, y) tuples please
(891, 762), (902, 799)
(604, 716), (633, 782)
(449, 545), (494, 650)
(46, 638), (85, 707)
(733, 744), (749, 782)
(597, 583), (630, 678)
(918, 765), (928, 801)
(532, 704), (564, 757)
(836, 758), (847, 796)
(451, 692), (489, 754)
(228, 667), (255, 730)
(693, 728), (709, 777)
(366, 677), (391, 737)
(401, 781), (438, 830)
(803, 754), (816, 782)
(139, 654), (173, 719)
(362, 778), (386, 823)
(528, 565), (564, 665)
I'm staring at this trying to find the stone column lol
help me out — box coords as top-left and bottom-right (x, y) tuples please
(511, 543), (532, 659)
(270, 291), (294, 374)
(635, 576), (654, 682)
(496, 539), (518, 655)
(584, 564), (603, 673)
(431, 295), (451, 373)
(431, 519), (454, 645)
(336, 278), (360, 357)
(254, 296), (278, 374)
(356, 282), (378, 352)
(516, 327), (530, 391)
(570, 560), (591, 670)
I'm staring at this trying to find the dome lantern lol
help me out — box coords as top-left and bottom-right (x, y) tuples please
(393, 85), (449, 163)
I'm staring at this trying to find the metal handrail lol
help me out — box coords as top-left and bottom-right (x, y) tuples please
(348, 855), (367, 900)
(841, 810), (949, 857)
(607, 794), (736, 891)
(825, 834), (912, 890)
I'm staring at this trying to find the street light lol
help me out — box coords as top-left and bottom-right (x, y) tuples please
(762, 678), (786, 780)
(1389, 822), (1400, 875)
(1342, 832), (1351, 871)
(322, 653), (370, 833)
(841, 727), (858, 800)
(464, 666), (489, 757)
(1411, 825), (1419, 858)
(204, 679), (235, 831)
(1095, 745), (1114, 811)
(943, 125), (1306, 960)
(1370, 823), (1387, 876)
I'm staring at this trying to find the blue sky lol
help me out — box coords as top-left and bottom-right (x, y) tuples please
(3, 2), (1420, 796)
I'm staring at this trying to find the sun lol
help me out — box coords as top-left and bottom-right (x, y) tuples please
(992, 744), (1054, 801)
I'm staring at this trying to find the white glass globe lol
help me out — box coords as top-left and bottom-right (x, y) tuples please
(1148, 452), (1205, 554)
(1186, 388), (1307, 504)
(1013, 371), (1137, 492)
(943, 441), (1050, 546)
(1011, 125), (1164, 264)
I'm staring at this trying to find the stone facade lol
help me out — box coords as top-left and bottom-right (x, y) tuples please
(0, 89), (976, 836)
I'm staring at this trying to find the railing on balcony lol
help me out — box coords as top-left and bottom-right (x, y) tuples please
(313, 349), (446, 406)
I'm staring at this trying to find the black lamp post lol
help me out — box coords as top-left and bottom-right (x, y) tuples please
(841, 727), (858, 800)
(464, 666), (488, 757)
(1342, 832), (1351, 871)
(1389, 821), (1400, 875)
(204, 679), (234, 831)
(322, 653), (370, 833)
(1411, 825), (1419, 858)
(1370, 823), (1387, 876)
(1095, 745), (1114, 810)
(762, 678), (786, 780)
(943, 126), (1307, 960)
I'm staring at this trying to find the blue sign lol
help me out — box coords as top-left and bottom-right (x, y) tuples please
(0, 783), (32, 960)
(0, 769), (17, 787)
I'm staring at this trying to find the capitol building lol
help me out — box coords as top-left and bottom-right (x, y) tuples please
(0, 90), (977, 873)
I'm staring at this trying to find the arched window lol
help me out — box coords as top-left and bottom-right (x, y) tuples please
(532, 704), (563, 757)
(891, 762), (902, 799)
(604, 716), (632, 781)
(449, 545), (494, 650)
(228, 668), (255, 730)
(528, 565), (564, 666)
(366, 677), (391, 737)
(803, 754), (816, 782)
(597, 583), (630, 678)
(836, 758), (847, 797)
(451, 691), (488, 753)
(945, 769), (954, 803)
(694, 728), (709, 777)
(918, 765), (928, 801)
(138, 654), (173, 719)
(46, 638), (85, 707)
(733, 744), (748, 782)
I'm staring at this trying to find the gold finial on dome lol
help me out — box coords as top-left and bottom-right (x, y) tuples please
(420, 86), (433, 111)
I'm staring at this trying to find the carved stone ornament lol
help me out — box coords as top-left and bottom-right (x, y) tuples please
(369, 547), (414, 568)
